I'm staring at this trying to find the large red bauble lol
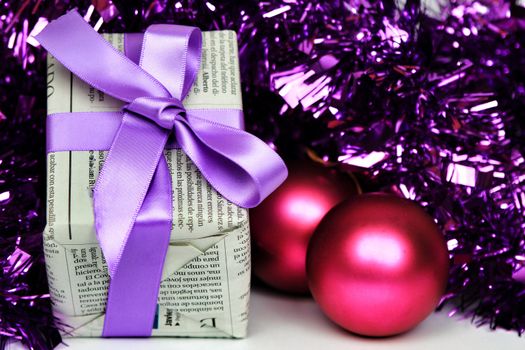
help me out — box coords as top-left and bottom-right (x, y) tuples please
(306, 193), (449, 336)
(250, 161), (360, 294)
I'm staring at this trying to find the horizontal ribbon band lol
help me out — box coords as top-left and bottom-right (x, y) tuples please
(46, 109), (245, 152)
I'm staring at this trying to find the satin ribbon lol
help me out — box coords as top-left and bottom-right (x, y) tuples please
(37, 10), (287, 337)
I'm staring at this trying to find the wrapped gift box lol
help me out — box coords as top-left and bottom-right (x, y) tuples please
(44, 29), (250, 338)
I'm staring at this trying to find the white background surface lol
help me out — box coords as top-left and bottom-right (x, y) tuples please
(9, 284), (524, 349)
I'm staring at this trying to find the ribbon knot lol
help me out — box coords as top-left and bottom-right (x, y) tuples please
(37, 10), (287, 337)
(125, 96), (186, 130)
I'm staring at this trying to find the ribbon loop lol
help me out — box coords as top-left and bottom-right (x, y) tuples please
(141, 24), (202, 99)
(174, 113), (288, 208)
(125, 96), (186, 130)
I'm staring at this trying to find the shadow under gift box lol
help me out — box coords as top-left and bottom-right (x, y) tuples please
(44, 30), (251, 338)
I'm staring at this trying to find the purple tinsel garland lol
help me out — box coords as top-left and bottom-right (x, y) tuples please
(0, 0), (524, 348)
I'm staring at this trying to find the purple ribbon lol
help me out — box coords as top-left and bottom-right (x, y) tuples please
(37, 11), (287, 337)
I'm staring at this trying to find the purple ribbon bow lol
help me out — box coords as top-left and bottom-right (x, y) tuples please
(37, 11), (287, 337)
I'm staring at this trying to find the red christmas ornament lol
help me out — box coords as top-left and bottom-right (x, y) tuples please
(306, 193), (449, 336)
(250, 161), (360, 294)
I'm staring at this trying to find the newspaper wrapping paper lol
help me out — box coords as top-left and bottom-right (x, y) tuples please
(44, 31), (251, 338)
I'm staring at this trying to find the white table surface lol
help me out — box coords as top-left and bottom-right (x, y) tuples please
(9, 285), (524, 350)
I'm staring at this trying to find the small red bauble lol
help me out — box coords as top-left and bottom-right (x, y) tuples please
(250, 161), (360, 294)
(306, 193), (449, 336)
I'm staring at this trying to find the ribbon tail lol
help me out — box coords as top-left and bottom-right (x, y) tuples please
(103, 156), (172, 337)
(94, 112), (172, 337)
(93, 112), (170, 277)
(174, 113), (288, 208)
(35, 10), (170, 102)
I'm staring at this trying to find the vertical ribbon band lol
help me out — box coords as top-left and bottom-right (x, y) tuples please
(37, 10), (287, 336)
